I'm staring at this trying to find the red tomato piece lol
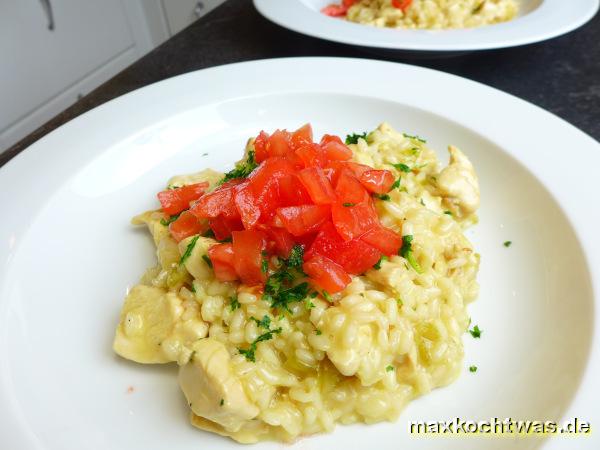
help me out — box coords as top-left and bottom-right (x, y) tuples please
(169, 211), (208, 242)
(335, 168), (370, 204)
(320, 134), (352, 161)
(208, 243), (238, 281)
(303, 254), (351, 293)
(190, 184), (239, 219)
(298, 166), (337, 205)
(232, 230), (267, 285)
(253, 131), (270, 163)
(392, 0), (413, 11)
(264, 226), (296, 258)
(343, 161), (371, 179)
(157, 182), (209, 216)
(208, 216), (244, 241)
(359, 169), (396, 194)
(276, 205), (330, 236)
(267, 129), (292, 158)
(234, 183), (261, 229)
(278, 174), (312, 206)
(290, 124), (313, 150)
(331, 200), (379, 240)
(343, 0), (357, 6)
(306, 222), (381, 274)
(321, 4), (348, 16)
(361, 226), (403, 256)
(296, 143), (326, 168)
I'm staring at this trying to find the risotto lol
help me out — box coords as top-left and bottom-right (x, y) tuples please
(324, 0), (519, 29)
(113, 123), (481, 443)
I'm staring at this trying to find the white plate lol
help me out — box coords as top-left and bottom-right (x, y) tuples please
(254, 0), (599, 52)
(0, 58), (599, 450)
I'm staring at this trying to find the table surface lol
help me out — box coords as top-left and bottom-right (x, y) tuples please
(2, 0), (599, 168)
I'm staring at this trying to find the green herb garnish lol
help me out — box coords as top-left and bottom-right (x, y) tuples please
(238, 327), (282, 362)
(444, 211), (453, 215)
(386, 365), (394, 372)
(399, 235), (423, 273)
(221, 150), (258, 183)
(392, 163), (411, 173)
(469, 365), (478, 373)
(322, 290), (333, 302)
(230, 295), (240, 311)
(375, 193), (391, 201)
(250, 315), (272, 330)
(345, 132), (368, 145)
(160, 212), (181, 226)
(179, 235), (200, 265)
(202, 254), (213, 268)
(316, 329), (322, 335)
(390, 178), (401, 190)
(403, 133), (427, 143)
(469, 325), (482, 338)
(343, 202), (356, 207)
(261, 258), (268, 273)
(373, 256), (388, 270)
(504, 241), (512, 247)
(287, 245), (304, 268)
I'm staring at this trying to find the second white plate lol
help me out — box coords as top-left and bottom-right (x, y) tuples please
(254, 0), (599, 52)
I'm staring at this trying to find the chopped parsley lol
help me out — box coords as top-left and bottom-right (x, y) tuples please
(504, 241), (512, 247)
(179, 235), (200, 265)
(220, 398), (224, 406)
(402, 132), (427, 143)
(221, 150), (258, 183)
(202, 254), (213, 268)
(238, 327), (282, 362)
(469, 365), (478, 373)
(386, 365), (394, 372)
(375, 193), (391, 201)
(392, 163), (411, 173)
(250, 315), (272, 330)
(397, 298), (403, 306)
(190, 284), (196, 293)
(305, 299), (315, 309)
(309, 291), (318, 298)
(420, 198), (425, 206)
(322, 290), (333, 302)
(230, 295), (240, 311)
(444, 211), (453, 215)
(373, 255), (388, 270)
(390, 178), (401, 190)
(261, 258), (268, 273)
(343, 202), (356, 207)
(202, 229), (215, 239)
(469, 325), (482, 338)
(263, 258), (309, 312)
(399, 235), (423, 274)
(287, 245), (304, 268)
(160, 212), (181, 226)
(202, 152), (209, 156)
(345, 132), (368, 145)
(316, 329), (322, 335)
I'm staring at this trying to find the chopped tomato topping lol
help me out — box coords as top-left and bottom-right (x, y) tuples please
(303, 254), (351, 293)
(321, 4), (348, 16)
(169, 211), (208, 242)
(232, 230), (267, 285)
(392, 0), (413, 12)
(157, 182), (208, 216)
(162, 124), (403, 294)
(359, 169), (396, 194)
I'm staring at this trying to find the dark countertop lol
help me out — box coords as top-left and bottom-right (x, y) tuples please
(2, 0), (599, 167)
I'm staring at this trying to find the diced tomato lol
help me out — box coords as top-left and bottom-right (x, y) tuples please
(306, 221), (381, 274)
(290, 124), (313, 150)
(331, 200), (379, 240)
(335, 168), (370, 204)
(168, 211), (208, 242)
(157, 182), (209, 216)
(208, 243), (238, 281)
(234, 183), (261, 229)
(190, 184), (239, 219)
(298, 166), (337, 205)
(247, 157), (296, 218)
(320, 134), (352, 161)
(303, 254), (351, 293)
(264, 226), (296, 258)
(266, 129), (291, 158)
(343, 161), (371, 179)
(392, 0), (413, 11)
(359, 169), (396, 194)
(343, 0), (357, 6)
(276, 205), (330, 236)
(296, 143), (325, 168)
(361, 226), (402, 256)
(278, 174), (312, 206)
(253, 131), (270, 163)
(232, 230), (267, 285)
(208, 216), (244, 241)
(321, 4), (348, 16)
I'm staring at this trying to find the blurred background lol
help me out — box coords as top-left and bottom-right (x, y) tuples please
(0, 0), (225, 154)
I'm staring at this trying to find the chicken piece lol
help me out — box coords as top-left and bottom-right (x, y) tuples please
(179, 339), (259, 432)
(437, 145), (480, 216)
(113, 285), (183, 363)
(178, 235), (216, 281)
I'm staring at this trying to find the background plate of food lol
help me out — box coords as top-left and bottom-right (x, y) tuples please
(254, 0), (599, 53)
(0, 57), (599, 449)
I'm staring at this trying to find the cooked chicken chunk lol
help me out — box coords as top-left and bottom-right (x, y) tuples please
(438, 145), (480, 216)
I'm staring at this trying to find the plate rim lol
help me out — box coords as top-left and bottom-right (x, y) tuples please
(1, 57), (599, 449)
(253, 0), (600, 51)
